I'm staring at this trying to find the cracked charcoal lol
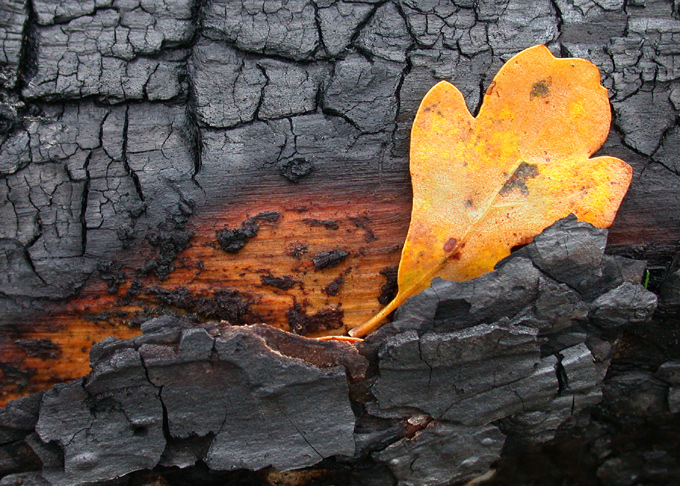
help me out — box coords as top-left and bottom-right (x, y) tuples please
(0, 218), (671, 484)
(374, 421), (506, 486)
(0, 0), (679, 484)
(202, 0), (319, 61)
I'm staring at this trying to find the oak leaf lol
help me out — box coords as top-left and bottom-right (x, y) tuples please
(350, 45), (632, 338)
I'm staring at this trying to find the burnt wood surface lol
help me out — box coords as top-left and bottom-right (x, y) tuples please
(0, 0), (680, 484)
(0, 218), (672, 486)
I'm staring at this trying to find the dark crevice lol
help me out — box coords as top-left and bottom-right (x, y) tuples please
(387, 48), (411, 170)
(121, 105), (145, 204)
(555, 355), (569, 394)
(310, 0), (327, 60)
(182, 53), (204, 191)
(200, 32), (323, 66)
(320, 104), (364, 132)
(16, 0), (39, 93)
(79, 151), (92, 256)
(252, 63), (269, 121)
(35, 7), (118, 27)
(348, 2), (385, 49)
(22, 246), (47, 286)
(138, 345), (172, 448)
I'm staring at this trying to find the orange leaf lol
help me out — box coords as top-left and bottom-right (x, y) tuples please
(350, 45), (632, 338)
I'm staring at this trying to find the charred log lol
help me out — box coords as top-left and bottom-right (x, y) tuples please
(2, 219), (675, 485)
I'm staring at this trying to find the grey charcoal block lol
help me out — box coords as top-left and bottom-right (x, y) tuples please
(374, 421), (505, 486)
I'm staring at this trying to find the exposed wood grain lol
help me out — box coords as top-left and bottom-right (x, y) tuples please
(0, 181), (411, 404)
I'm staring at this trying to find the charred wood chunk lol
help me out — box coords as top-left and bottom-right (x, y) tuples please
(363, 216), (660, 484)
(372, 324), (544, 419)
(0, 392), (43, 446)
(261, 274), (300, 291)
(216, 223), (258, 253)
(279, 158), (314, 183)
(374, 421), (505, 486)
(324, 274), (345, 296)
(589, 282), (658, 329)
(312, 249), (349, 270)
(21, 320), (358, 482)
(36, 376), (165, 485)
(0, 215), (669, 485)
(204, 330), (355, 471)
(286, 303), (344, 335)
(216, 212), (280, 254)
(378, 266), (398, 305)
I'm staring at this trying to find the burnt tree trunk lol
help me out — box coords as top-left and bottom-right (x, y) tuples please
(0, 0), (679, 485)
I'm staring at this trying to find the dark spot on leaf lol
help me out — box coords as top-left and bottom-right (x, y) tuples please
(423, 102), (438, 113)
(443, 238), (458, 253)
(530, 79), (551, 99)
(500, 162), (539, 196)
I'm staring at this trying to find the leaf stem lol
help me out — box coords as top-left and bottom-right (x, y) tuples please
(348, 296), (405, 337)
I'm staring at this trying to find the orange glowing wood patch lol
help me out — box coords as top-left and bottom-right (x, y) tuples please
(0, 186), (410, 405)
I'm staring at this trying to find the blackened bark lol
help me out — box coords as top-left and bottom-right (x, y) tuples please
(1, 0), (680, 484)
(0, 218), (674, 486)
